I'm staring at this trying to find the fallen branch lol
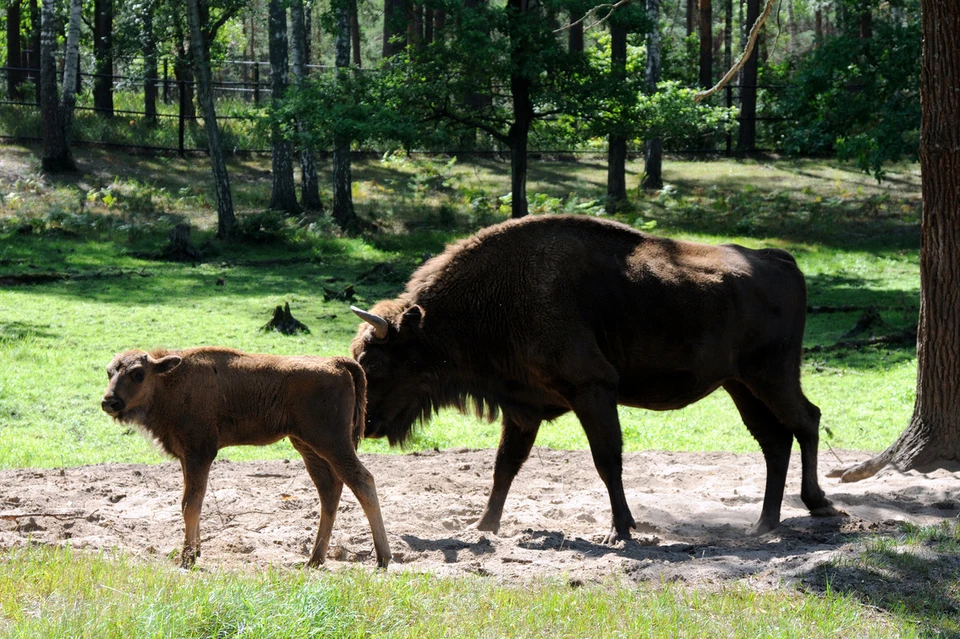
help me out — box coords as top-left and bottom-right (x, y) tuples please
(694, 0), (777, 103)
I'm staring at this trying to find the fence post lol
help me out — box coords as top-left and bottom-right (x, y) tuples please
(178, 79), (186, 157)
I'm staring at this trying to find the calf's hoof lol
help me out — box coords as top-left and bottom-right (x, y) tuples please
(472, 515), (501, 535)
(810, 503), (847, 518)
(747, 518), (779, 537)
(376, 554), (391, 570)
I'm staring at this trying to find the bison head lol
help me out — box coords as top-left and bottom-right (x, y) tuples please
(350, 303), (436, 445)
(101, 350), (182, 423)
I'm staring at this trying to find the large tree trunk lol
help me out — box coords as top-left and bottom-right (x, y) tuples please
(606, 13), (629, 211)
(350, 0), (362, 65)
(506, 0), (533, 220)
(642, 0), (663, 190)
(28, 0), (39, 103)
(6, 1), (23, 100)
(833, 0), (960, 482)
(268, 0), (299, 214)
(93, 0), (114, 116)
(332, 6), (360, 233)
(568, 7), (583, 53)
(737, 0), (760, 152)
(383, 0), (408, 58)
(699, 0), (713, 88)
(143, 1), (158, 124)
(686, 0), (696, 36)
(290, 0), (322, 211)
(59, 0), (81, 147)
(39, 0), (74, 172)
(185, 0), (236, 239)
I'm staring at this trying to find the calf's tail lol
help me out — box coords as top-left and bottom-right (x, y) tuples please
(344, 359), (367, 448)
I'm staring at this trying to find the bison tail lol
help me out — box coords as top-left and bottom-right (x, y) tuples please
(345, 359), (367, 448)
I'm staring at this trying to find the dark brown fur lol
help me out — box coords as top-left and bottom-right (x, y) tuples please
(101, 347), (390, 568)
(351, 215), (839, 542)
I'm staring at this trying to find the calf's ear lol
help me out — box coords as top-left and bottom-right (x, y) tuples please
(151, 355), (183, 375)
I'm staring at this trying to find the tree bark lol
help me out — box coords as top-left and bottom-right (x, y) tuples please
(507, 0), (532, 219)
(268, 0), (299, 214)
(93, 0), (114, 116)
(6, 1), (23, 100)
(59, 0), (81, 147)
(832, 0), (960, 482)
(686, 0), (696, 36)
(606, 12), (629, 211)
(332, 6), (360, 233)
(699, 0), (713, 88)
(736, 0), (760, 152)
(39, 0), (74, 172)
(383, 0), (408, 58)
(28, 0), (39, 103)
(350, 0), (362, 65)
(568, 8), (583, 53)
(185, 0), (236, 239)
(143, 0), (158, 124)
(290, 0), (322, 211)
(642, 0), (663, 190)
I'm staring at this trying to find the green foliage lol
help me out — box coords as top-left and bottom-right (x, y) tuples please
(0, 546), (919, 638)
(765, 1), (921, 180)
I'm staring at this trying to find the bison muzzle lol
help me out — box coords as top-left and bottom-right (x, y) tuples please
(351, 215), (840, 543)
(101, 347), (391, 569)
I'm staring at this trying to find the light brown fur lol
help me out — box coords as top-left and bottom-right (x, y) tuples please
(101, 346), (390, 569)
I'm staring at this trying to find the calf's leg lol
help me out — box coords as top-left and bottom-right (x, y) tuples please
(178, 455), (214, 568)
(476, 412), (541, 534)
(290, 437), (344, 568)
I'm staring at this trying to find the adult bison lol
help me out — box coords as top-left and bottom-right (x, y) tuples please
(350, 215), (838, 542)
(101, 347), (391, 568)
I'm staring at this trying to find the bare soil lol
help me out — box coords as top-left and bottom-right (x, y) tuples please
(1, 448), (957, 586)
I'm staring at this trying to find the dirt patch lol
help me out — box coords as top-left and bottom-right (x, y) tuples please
(1, 449), (956, 585)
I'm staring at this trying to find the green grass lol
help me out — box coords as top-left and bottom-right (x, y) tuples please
(0, 146), (922, 468)
(0, 545), (916, 638)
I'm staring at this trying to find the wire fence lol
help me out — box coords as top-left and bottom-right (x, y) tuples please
(0, 60), (795, 158)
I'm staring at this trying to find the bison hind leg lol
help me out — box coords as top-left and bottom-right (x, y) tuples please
(290, 438), (344, 568)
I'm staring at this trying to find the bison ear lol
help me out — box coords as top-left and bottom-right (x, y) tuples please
(151, 355), (182, 375)
(400, 305), (424, 331)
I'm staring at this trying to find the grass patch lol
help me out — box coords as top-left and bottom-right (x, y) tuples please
(0, 545), (915, 638)
(0, 145), (922, 468)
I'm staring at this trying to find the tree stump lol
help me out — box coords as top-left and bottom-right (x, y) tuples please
(261, 302), (310, 335)
(164, 223), (201, 261)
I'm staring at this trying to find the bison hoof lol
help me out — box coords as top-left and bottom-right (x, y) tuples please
(810, 503), (847, 518)
(472, 517), (501, 535)
(377, 555), (391, 570)
(747, 519), (779, 536)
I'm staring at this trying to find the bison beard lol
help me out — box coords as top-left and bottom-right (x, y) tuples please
(351, 215), (841, 542)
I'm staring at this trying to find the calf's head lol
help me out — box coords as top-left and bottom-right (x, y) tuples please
(350, 304), (434, 445)
(101, 350), (182, 422)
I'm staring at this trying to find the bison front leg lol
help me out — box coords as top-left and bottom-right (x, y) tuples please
(179, 455), (214, 569)
(325, 445), (392, 570)
(290, 438), (344, 568)
(572, 385), (636, 544)
(476, 413), (541, 534)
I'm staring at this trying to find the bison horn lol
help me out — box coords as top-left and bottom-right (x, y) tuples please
(351, 306), (389, 340)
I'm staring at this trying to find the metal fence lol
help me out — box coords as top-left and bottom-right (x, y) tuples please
(0, 61), (794, 157)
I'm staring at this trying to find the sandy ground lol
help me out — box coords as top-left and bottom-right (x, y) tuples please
(1, 448), (957, 586)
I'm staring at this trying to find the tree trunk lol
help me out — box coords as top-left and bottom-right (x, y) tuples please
(28, 0), (39, 103)
(786, 0), (796, 55)
(290, 0), (322, 211)
(268, 0), (299, 214)
(568, 8), (583, 53)
(332, 6), (360, 233)
(59, 0), (81, 147)
(185, 0), (236, 239)
(833, 0), (960, 482)
(507, 0), (532, 219)
(606, 14), (629, 211)
(6, 1), (23, 100)
(93, 0), (114, 116)
(686, 0), (696, 36)
(39, 0), (74, 172)
(383, 0), (408, 58)
(699, 0), (713, 88)
(351, 0), (362, 65)
(737, 0), (759, 152)
(642, 0), (663, 190)
(143, 1), (158, 124)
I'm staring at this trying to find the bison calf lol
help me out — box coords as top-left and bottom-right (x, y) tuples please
(101, 347), (391, 569)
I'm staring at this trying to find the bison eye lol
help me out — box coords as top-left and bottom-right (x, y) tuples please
(132, 370), (145, 383)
